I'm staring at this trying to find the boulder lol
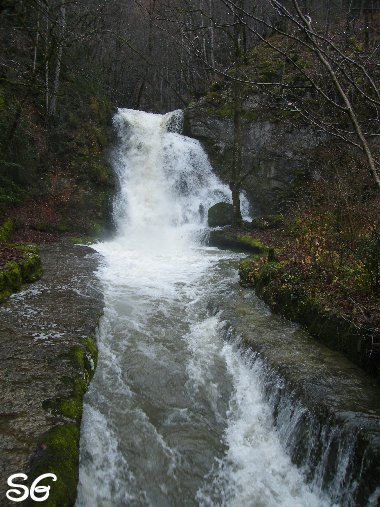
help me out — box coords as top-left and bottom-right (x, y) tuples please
(208, 202), (234, 227)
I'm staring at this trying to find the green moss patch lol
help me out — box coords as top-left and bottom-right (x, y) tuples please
(236, 234), (268, 253)
(0, 244), (42, 302)
(209, 228), (268, 254)
(36, 336), (98, 505)
(28, 424), (80, 507)
(0, 218), (13, 241)
(43, 336), (98, 422)
(20, 249), (43, 282)
(0, 260), (22, 301)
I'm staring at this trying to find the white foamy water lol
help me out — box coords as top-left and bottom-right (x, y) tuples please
(76, 109), (330, 506)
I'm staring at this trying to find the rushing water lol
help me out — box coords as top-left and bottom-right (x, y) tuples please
(76, 109), (331, 506)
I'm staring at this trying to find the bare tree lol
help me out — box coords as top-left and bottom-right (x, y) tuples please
(224, 0), (380, 189)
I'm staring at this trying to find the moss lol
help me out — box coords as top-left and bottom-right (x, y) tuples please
(28, 424), (80, 507)
(56, 376), (88, 421)
(0, 261), (22, 301)
(209, 229), (270, 254)
(34, 336), (98, 505)
(237, 234), (268, 252)
(81, 336), (98, 370)
(67, 235), (96, 245)
(45, 338), (98, 419)
(19, 250), (43, 282)
(0, 244), (42, 302)
(45, 337), (98, 422)
(207, 103), (234, 119)
(0, 218), (13, 241)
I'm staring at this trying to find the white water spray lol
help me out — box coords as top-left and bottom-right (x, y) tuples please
(111, 109), (247, 251)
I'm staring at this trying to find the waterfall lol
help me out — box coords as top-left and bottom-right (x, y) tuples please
(111, 108), (248, 250)
(76, 109), (346, 506)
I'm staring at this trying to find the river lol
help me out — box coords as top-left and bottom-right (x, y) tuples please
(75, 109), (339, 506)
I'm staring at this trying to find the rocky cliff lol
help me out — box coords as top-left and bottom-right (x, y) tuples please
(184, 95), (326, 216)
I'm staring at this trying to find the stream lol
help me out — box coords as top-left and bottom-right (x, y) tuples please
(75, 109), (376, 506)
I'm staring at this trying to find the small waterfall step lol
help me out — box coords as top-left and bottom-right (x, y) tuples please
(218, 287), (380, 507)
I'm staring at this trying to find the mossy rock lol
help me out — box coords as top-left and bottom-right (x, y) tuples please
(34, 336), (98, 505)
(0, 244), (42, 302)
(236, 234), (268, 253)
(20, 250), (43, 282)
(43, 337), (98, 422)
(208, 202), (234, 227)
(0, 260), (22, 301)
(209, 229), (269, 254)
(28, 424), (80, 507)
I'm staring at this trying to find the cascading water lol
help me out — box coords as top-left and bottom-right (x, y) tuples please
(75, 109), (333, 506)
(111, 109), (246, 246)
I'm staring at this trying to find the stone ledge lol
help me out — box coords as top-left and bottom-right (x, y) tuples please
(0, 242), (103, 506)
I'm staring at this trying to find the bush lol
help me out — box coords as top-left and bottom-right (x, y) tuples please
(358, 234), (380, 293)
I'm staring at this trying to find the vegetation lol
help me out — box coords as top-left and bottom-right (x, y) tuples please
(1, 1), (379, 232)
(0, 2), (117, 237)
(0, 220), (43, 301)
(32, 336), (98, 507)
(238, 160), (380, 374)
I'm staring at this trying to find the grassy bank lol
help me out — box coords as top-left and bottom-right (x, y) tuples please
(231, 209), (380, 378)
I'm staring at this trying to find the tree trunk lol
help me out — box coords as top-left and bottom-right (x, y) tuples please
(230, 0), (244, 226)
(135, 0), (156, 108)
(230, 181), (242, 226)
(49, 4), (66, 116)
(33, 4), (40, 74)
(44, 1), (50, 115)
(231, 77), (243, 226)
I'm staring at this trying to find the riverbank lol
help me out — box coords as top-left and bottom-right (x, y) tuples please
(0, 242), (102, 506)
(209, 224), (380, 379)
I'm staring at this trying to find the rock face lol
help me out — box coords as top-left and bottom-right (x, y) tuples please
(207, 202), (234, 227)
(184, 99), (326, 215)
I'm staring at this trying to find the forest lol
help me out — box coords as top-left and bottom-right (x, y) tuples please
(1, 1), (380, 506)
(1, 0), (379, 363)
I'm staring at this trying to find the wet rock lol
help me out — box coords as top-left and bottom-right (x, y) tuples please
(208, 202), (234, 227)
(0, 242), (102, 506)
(208, 227), (268, 254)
(217, 286), (380, 506)
(184, 101), (326, 215)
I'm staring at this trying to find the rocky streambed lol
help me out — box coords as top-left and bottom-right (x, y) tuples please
(0, 242), (102, 506)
